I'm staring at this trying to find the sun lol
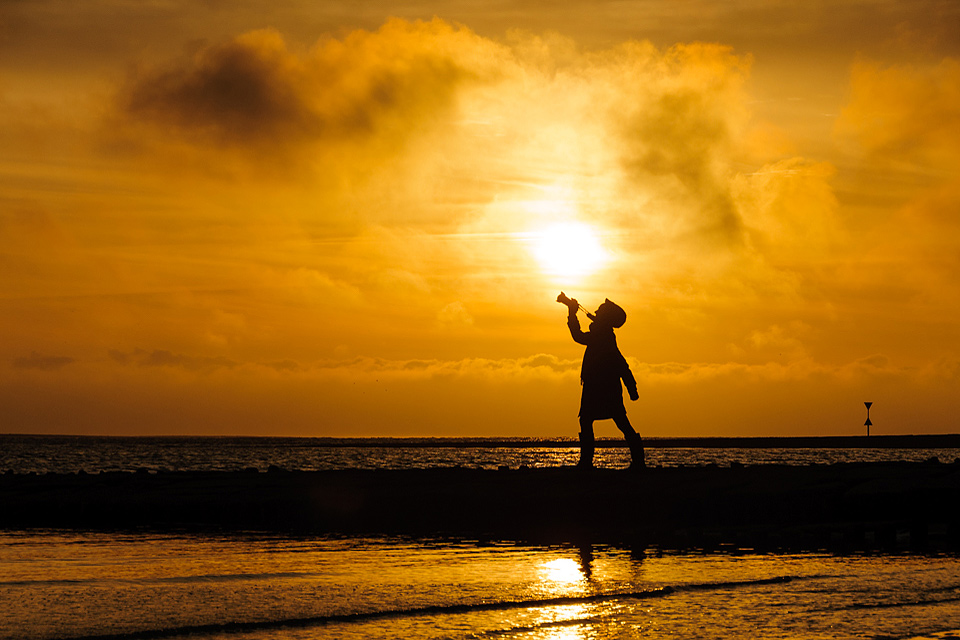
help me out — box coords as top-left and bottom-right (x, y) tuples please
(531, 222), (608, 279)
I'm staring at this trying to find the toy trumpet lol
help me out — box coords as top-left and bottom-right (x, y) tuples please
(557, 291), (596, 320)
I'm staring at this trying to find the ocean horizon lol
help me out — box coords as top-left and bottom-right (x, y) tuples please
(3, 433), (960, 475)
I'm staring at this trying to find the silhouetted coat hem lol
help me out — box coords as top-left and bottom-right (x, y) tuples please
(579, 381), (627, 420)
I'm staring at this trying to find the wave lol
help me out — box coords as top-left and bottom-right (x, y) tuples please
(0, 578), (87, 587)
(476, 614), (611, 638)
(842, 594), (960, 611)
(808, 579), (960, 613)
(907, 631), (960, 640)
(679, 575), (796, 591)
(51, 575), (802, 640)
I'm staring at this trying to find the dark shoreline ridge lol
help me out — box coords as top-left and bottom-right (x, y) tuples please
(4, 462), (960, 552)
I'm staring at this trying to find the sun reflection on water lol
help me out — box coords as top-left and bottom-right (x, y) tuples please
(526, 603), (594, 640)
(540, 558), (584, 585)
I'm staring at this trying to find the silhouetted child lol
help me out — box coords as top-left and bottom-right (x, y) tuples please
(562, 296), (644, 469)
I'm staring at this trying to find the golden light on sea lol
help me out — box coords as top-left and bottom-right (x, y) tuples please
(540, 557), (585, 584)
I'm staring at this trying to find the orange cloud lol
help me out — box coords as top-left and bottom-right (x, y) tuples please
(108, 349), (238, 371)
(124, 30), (324, 146)
(4, 15), (960, 437)
(836, 58), (960, 166)
(4, 347), (957, 437)
(12, 352), (75, 371)
(736, 157), (842, 258)
(610, 43), (752, 246)
(119, 20), (499, 154)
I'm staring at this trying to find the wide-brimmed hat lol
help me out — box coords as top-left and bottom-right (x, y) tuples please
(600, 298), (626, 328)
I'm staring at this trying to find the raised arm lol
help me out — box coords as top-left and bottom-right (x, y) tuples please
(567, 308), (590, 346)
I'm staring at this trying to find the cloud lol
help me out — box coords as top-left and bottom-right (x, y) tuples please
(437, 301), (474, 327)
(104, 345), (937, 390)
(109, 348), (237, 371)
(107, 19), (818, 282)
(829, 57), (960, 322)
(309, 353), (580, 381)
(611, 42), (753, 246)
(89, 344), (957, 402)
(735, 157), (842, 257)
(124, 29), (317, 146)
(263, 267), (365, 307)
(836, 58), (960, 167)
(264, 359), (302, 372)
(12, 352), (75, 371)
(119, 19), (499, 152)
(738, 321), (812, 361)
(100, 347), (580, 380)
(6, 344), (959, 436)
(629, 352), (914, 386)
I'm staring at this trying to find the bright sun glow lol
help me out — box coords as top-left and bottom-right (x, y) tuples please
(531, 222), (608, 279)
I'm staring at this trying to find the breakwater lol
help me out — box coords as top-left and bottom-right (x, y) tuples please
(4, 461), (960, 552)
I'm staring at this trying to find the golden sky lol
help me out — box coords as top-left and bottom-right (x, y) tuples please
(2, 1), (959, 437)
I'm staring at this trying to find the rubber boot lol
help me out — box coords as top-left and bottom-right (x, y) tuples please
(627, 432), (645, 471)
(577, 432), (595, 469)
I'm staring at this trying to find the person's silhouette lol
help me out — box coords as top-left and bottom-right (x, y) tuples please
(561, 295), (644, 470)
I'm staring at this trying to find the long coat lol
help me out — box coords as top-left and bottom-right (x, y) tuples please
(568, 315), (638, 420)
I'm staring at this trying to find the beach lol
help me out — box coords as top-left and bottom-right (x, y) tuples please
(5, 443), (960, 639)
(4, 531), (960, 640)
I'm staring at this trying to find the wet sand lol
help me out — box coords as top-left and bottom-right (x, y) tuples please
(3, 462), (959, 551)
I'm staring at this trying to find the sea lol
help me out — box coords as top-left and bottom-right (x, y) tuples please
(2, 435), (960, 640)
(3, 435), (960, 474)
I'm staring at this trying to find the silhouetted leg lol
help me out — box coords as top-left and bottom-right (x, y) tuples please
(614, 415), (645, 470)
(578, 417), (595, 469)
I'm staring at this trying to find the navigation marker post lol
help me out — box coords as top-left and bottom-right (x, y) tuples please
(864, 402), (873, 437)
